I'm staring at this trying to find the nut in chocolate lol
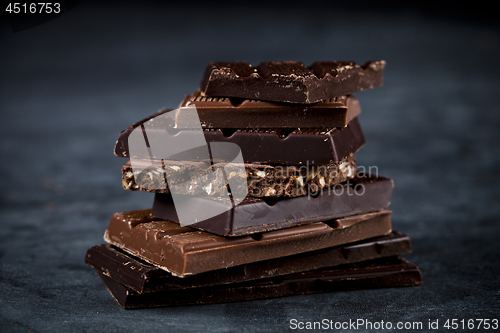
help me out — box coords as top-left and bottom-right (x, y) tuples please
(127, 106), (248, 226)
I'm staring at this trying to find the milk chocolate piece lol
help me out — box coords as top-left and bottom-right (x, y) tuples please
(177, 91), (361, 128)
(96, 256), (421, 309)
(87, 231), (411, 293)
(122, 155), (357, 198)
(152, 174), (393, 236)
(199, 61), (386, 104)
(114, 111), (365, 165)
(103, 209), (392, 277)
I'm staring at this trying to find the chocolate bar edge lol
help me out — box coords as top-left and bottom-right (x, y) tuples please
(85, 231), (411, 293)
(200, 61), (385, 104)
(96, 256), (421, 309)
(151, 173), (393, 237)
(114, 113), (365, 165)
(103, 209), (393, 277)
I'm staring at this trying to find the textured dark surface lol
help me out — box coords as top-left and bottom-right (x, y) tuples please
(1, 1), (499, 332)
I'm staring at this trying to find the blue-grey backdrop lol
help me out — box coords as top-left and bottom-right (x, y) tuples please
(1, 1), (499, 332)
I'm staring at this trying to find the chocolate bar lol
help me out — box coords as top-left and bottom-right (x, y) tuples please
(114, 111), (365, 165)
(151, 174), (393, 236)
(177, 91), (361, 128)
(122, 155), (356, 198)
(199, 61), (385, 104)
(87, 231), (411, 293)
(103, 209), (392, 277)
(95, 256), (421, 309)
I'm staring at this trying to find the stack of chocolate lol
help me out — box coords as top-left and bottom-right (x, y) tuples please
(85, 61), (422, 309)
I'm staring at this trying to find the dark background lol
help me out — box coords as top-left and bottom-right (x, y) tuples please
(1, 1), (499, 332)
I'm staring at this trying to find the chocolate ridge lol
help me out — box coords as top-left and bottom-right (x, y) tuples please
(199, 60), (385, 104)
(85, 231), (411, 293)
(114, 113), (365, 165)
(151, 173), (393, 236)
(95, 256), (421, 309)
(176, 91), (361, 128)
(103, 209), (392, 277)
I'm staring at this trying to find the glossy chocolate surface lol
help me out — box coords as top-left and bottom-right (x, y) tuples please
(103, 209), (392, 277)
(152, 174), (394, 236)
(114, 112), (365, 165)
(96, 256), (421, 309)
(199, 61), (385, 103)
(177, 91), (361, 128)
(86, 231), (411, 293)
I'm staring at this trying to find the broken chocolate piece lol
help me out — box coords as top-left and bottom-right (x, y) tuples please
(114, 112), (365, 165)
(151, 173), (393, 236)
(86, 231), (411, 293)
(177, 91), (361, 128)
(121, 155), (357, 198)
(199, 61), (385, 104)
(103, 209), (392, 277)
(95, 256), (421, 309)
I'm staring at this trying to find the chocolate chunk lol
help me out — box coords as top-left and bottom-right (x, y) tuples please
(95, 256), (421, 309)
(199, 61), (385, 104)
(86, 231), (411, 293)
(121, 155), (357, 198)
(103, 209), (392, 277)
(177, 91), (361, 128)
(151, 174), (393, 236)
(114, 113), (365, 165)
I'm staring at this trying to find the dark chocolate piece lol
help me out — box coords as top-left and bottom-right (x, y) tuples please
(177, 91), (361, 128)
(122, 155), (357, 198)
(114, 111), (365, 165)
(87, 231), (411, 293)
(151, 174), (393, 236)
(96, 256), (421, 309)
(103, 209), (392, 277)
(199, 61), (386, 104)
